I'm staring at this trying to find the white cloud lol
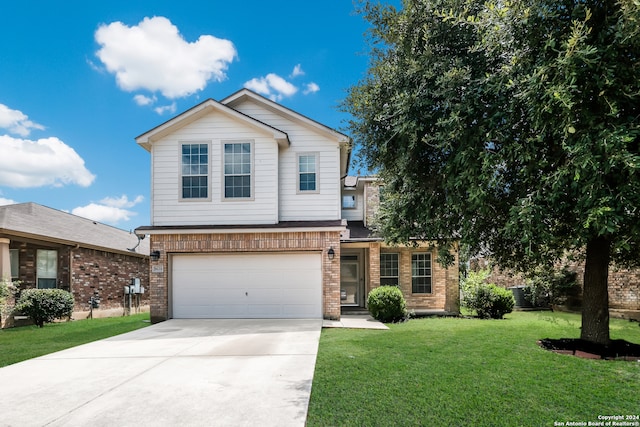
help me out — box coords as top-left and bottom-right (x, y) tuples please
(100, 194), (144, 209)
(95, 16), (237, 99)
(0, 103), (44, 137)
(303, 82), (320, 94)
(133, 94), (156, 106)
(72, 195), (143, 225)
(0, 135), (95, 188)
(0, 197), (17, 206)
(244, 73), (298, 102)
(290, 64), (304, 78)
(154, 102), (177, 115)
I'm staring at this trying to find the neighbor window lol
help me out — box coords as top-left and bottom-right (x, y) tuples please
(380, 253), (399, 286)
(181, 143), (209, 199)
(224, 142), (252, 199)
(36, 249), (57, 289)
(298, 154), (318, 192)
(411, 253), (432, 293)
(342, 194), (356, 209)
(10, 249), (19, 280)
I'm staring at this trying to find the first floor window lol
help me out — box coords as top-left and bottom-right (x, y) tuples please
(10, 249), (19, 280)
(181, 143), (209, 199)
(380, 253), (399, 286)
(224, 142), (251, 198)
(411, 253), (432, 293)
(37, 249), (57, 289)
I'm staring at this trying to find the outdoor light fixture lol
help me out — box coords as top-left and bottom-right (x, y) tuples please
(150, 250), (161, 261)
(327, 247), (335, 260)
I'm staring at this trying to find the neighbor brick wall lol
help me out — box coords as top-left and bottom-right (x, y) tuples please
(149, 230), (342, 323)
(9, 241), (149, 314)
(474, 257), (640, 319)
(71, 247), (149, 312)
(364, 181), (380, 228)
(11, 241), (149, 311)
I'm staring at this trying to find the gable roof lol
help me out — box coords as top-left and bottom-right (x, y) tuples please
(222, 89), (351, 143)
(135, 97), (290, 151)
(0, 203), (149, 257)
(222, 89), (352, 176)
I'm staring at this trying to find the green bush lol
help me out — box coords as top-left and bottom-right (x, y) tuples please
(524, 266), (580, 308)
(462, 270), (515, 319)
(367, 285), (408, 323)
(14, 289), (74, 327)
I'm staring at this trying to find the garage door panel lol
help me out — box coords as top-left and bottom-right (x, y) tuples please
(172, 253), (322, 319)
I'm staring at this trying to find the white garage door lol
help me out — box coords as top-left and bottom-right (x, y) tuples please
(171, 253), (322, 318)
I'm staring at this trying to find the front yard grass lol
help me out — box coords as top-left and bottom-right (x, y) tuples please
(0, 312), (150, 367)
(307, 311), (640, 427)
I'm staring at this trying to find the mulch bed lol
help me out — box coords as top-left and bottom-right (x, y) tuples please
(538, 338), (640, 361)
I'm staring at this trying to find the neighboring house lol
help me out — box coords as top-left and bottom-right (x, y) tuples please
(135, 89), (459, 323)
(0, 203), (149, 326)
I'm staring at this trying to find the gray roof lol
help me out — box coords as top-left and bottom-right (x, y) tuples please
(0, 203), (149, 257)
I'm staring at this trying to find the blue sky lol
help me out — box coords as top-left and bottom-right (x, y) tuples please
(0, 1), (394, 232)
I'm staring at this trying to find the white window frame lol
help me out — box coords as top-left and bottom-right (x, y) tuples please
(36, 249), (57, 289)
(297, 152), (319, 194)
(411, 252), (432, 294)
(222, 140), (254, 201)
(180, 141), (211, 201)
(380, 253), (399, 286)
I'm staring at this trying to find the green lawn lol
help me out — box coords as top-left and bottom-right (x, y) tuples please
(0, 312), (150, 367)
(307, 311), (640, 427)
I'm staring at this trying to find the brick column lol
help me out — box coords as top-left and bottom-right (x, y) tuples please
(368, 242), (380, 297)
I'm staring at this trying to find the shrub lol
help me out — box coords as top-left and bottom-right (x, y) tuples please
(461, 270), (515, 319)
(524, 266), (580, 308)
(367, 285), (408, 323)
(14, 289), (74, 327)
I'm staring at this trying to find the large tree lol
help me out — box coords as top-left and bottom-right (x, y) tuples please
(346, 0), (640, 344)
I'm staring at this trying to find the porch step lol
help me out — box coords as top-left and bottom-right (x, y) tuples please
(341, 307), (370, 315)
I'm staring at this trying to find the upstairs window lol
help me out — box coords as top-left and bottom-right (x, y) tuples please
(380, 253), (399, 286)
(411, 253), (432, 294)
(342, 194), (356, 209)
(298, 154), (318, 192)
(181, 143), (209, 199)
(224, 142), (252, 199)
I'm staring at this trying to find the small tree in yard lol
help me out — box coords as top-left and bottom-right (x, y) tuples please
(346, 0), (640, 345)
(15, 289), (74, 327)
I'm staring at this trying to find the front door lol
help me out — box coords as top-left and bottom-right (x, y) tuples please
(340, 255), (360, 306)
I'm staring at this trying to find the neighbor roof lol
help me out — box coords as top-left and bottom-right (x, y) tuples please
(0, 203), (149, 257)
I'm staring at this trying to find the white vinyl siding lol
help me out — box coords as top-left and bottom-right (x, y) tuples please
(150, 111), (278, 225)
(227, 100), (341, 221)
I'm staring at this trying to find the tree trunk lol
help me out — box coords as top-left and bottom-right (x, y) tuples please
(580, 236), (610, 345)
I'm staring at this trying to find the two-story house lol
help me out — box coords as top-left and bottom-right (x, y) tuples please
(135, 89), (458, 323)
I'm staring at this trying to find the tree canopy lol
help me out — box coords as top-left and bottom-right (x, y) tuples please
(345, 0), (640, 344)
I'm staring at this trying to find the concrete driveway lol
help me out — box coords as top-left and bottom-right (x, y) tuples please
(0, 319), (322, 427)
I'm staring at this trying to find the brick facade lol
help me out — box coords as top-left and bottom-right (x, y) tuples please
(148, 229), (342, 323)
(9, 241), (149, 318)
(475, 257), (640, 319)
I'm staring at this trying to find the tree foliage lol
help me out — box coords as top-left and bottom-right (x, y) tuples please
(346, 0), (640, 344)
